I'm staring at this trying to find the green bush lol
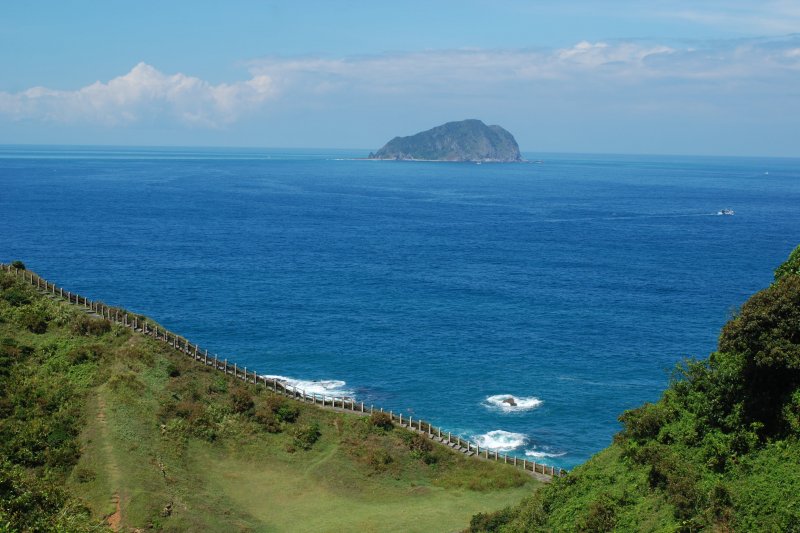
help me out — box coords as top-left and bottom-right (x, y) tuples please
(208, 375), (227, 394)
(290, 422), (321, 451)
(10, 260), (25, 270)
(74, 466), (96, 483)
(618, 402), (671, 442)
(165, 361), (181, 378)
(2, 287), (30, 307)
(230, 387), (254, 415)
(262, 395), (299, 423)
(107, 371), (145, 393)
(368, 411), (394, 431)
(19, 307), (48, 334)
(717, 274), (800, 436)
(254, 405), (282, 433)
(366, 447), (394, 472)
(775, 245), (800, 281)
(71, 315), (112, 336)
(577, 494), (618, 532)
(0, 273), (14, 290)
(469, 507), (517, 533)
(66, 344), (105, 365)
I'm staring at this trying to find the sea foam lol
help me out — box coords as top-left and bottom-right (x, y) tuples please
(473, 430), (528, 451)
(484, 394), (542, 412)
(525, 447), (566, 459)
(261, 374), (353, 398)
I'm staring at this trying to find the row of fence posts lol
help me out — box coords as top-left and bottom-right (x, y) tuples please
(0, 263), (566, 479)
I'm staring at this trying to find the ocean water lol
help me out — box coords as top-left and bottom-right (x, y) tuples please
(2, 145), (798, 469)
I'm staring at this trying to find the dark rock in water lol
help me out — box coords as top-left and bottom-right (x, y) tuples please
(369, 119), (523, 162)
(502, 397), (517, 407)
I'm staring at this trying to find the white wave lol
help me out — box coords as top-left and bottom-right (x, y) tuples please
(525, 447), (566, 459)
(484, 394), (542, 412)
(473, 430), (528, 451)
(260, 374), (353, 397)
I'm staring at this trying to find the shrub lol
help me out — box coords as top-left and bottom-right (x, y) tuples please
(165, 362), (180, 378)
(0, 273), (14, 290)
(71, 315), (112, 336)
(578, 494), (618, 533)
(469, 507), (517, 533)
(65, 344), (106, 365)
(108, 372), (145, 393)
(775, 245), (800, 281)
(208, 375), (227, 394)
(261, 395), (300, 423)
(20, 307), (48, 334)
(638, 443), (701, 521)
(407, 432), (433, 453)
(368, 411), (394, 431)
(2, 287), (30, 307)
(74, 466), (96, 483)
(0, 338), (32, 371)
(366, 448), (394, 472)
(618, 402), (671, 442)
(10, 260), (25, 270)
(174, 400), (204, 422)
(230, 387), (254, 415)
(290, 422), (321, 450)
(717, 274), (800, 435)
(252, 395), (301, 433)
(254, 405), (282, 433)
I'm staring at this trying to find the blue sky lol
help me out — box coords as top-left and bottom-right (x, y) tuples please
(1, 1), (799, 155)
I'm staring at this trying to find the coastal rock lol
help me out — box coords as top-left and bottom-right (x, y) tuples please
(502, 397), (517, 407)
(369, 119), (523, 162)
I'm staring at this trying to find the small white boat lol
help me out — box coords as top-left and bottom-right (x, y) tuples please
(717, 209), (735, 216)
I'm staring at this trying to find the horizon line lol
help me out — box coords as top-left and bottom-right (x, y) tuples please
(0, 143), (798, 161)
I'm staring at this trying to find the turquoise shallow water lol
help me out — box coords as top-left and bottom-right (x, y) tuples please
(2, 146), (798, 469)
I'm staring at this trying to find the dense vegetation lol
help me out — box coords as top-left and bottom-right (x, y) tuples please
(469, 245), (800, 532)
(0, 267), (536, 531)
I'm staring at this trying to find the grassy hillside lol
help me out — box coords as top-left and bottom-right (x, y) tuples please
(469, 245), (800, 532)
(0, 267), (540, 532)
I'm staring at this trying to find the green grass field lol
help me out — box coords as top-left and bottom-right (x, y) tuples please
(0, 269), (540, 531)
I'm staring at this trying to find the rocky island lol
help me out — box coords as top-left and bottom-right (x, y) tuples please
(369, 119), (523, 162)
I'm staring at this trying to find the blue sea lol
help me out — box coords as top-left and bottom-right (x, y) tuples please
(2, 145), (798, 470)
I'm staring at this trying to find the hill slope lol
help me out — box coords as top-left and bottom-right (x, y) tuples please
(0, 267), (540, 532)
(369, 119), (522, 162)
(469, 245), (800, 532)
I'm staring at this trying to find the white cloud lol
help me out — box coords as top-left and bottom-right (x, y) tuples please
(1, 36), (798, 129)
(246, 36), (799, 95)
(0, 62), (275, 126)
(654, 0), (800, 34)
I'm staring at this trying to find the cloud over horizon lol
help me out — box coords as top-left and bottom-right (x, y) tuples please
(0, 62), (275, 127)
(1, 35), (798, 155)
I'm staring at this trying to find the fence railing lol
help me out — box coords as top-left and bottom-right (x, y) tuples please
(0, 263), (567, 479)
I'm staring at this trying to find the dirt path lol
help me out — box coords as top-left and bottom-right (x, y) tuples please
(97, 394), (123, 530)
(107, 493), (121, 531)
